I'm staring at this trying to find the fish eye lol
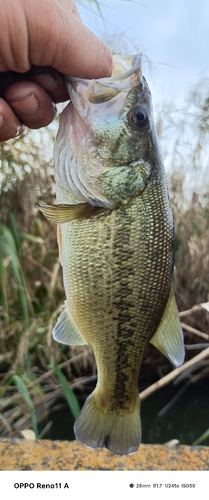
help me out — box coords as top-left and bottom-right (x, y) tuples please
(129, 106), (149, 129)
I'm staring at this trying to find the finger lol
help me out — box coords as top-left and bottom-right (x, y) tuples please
(0, 72), (16, 96)
(23, 1), (113, 79)
(27, 67), (69, 102)
(0, 98), (24, 141)
(0, 67), (69, 103)
(51, 20), (113, 79)
(4, 81), (57, 129)
(0, 0), (112, 78)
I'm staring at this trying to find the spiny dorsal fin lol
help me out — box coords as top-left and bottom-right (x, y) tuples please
(149, 287), (185, 367)
(53, 302), (87, 346)
(38, 203), (109, 224)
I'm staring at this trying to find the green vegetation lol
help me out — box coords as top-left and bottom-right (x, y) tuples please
(0, 79), (208, 446)
(0, 142), (95, 438)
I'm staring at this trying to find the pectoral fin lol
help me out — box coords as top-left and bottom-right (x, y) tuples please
(38, 203), (109, 224)
(53, 302), (87, 346)
(149, 287), (185, 367)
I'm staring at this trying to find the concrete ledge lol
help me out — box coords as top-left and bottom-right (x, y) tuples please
(0, 439), (209, 470)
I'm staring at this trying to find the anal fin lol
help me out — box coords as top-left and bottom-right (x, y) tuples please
(149, 287), (185, 367)
(53, 302), (87, 346)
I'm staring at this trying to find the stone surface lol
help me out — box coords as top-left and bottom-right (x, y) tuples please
(0, 439), (209, 470)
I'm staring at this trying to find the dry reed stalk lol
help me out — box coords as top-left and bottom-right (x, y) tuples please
(181, 322), (209, 340)
(10, 319), (42, 371)
(48, 260), (61, 301)
(179, 305), (203, 317)
(185, 343), (209, 350)
(139, 347), (209, 401)
(158, 365), (209, 417)
(46, 303), (63, 347)
(26, 349), (92, 390)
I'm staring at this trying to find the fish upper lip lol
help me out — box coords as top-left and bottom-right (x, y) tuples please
(96, 53), (143, 84)
(66, 53), (143, 86)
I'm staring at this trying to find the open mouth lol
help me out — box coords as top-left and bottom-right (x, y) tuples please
(98, 53), (143, 83)
(64, 54), (143, 107)
(68, 53), (142, 84)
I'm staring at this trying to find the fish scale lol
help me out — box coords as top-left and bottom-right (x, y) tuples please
(60, 181), (172, 399)
(39, 53), (184, 455)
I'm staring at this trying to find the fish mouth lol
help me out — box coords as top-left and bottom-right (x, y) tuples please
(65, 54), (143, 103)
(97, 53), (143, 84)
(69, 53), (142, 83)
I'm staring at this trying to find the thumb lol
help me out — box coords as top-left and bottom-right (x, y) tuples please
(53, 21), (113, 79)
(24, 0), (113, 79)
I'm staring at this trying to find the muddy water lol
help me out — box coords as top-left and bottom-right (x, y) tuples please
(141, 380), (209, 446)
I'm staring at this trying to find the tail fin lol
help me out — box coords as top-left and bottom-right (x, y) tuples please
(74, 390), (141, 456)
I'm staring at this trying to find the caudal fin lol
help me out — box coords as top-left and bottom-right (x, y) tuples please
(74, 390), (141, 456)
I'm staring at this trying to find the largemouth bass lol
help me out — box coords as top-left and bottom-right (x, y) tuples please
(39, 54), (185, 456)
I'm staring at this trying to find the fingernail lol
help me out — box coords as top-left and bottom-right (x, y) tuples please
(52, 102), (58, 116)
(15, 124), (25, 137)
(0, 114), (5, 127)
(8, 93), (39, 116)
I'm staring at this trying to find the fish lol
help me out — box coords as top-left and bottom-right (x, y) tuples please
(39, 53), (185, 456)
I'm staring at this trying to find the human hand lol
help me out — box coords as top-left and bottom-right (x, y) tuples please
(0, 0), (112, 141)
